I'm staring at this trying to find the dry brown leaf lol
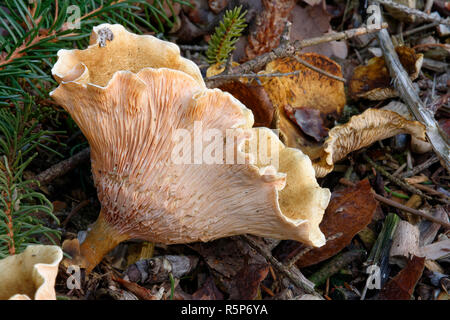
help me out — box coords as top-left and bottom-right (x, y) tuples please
(206, 63), (275, 127)
(378, 256), (425, 300)
(112, 275), (161, 300)
(274, 179), (377, 268)
(192, 276), (224, 300)
(229, 263), (269, 300)
(243, 0), (296, 61)
(348, 46), (423, 100)
(284, 106), (328, 142)
(289, 4), (348, 59)
(190, 237), (269, 299)
(216, 81), (275, 127)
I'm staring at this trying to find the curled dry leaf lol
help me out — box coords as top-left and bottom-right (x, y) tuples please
(51, 24), (330, 273)
(378, 255), (425, 300)
(311, 108), (427, 177)
(348, 46), (423, 100)
(0, 245), (63, 300)
(274, 179), (377, 268)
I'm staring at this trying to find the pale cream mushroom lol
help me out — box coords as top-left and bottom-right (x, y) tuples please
(51, 24), (330, 273)
(0, 245), (63, 300)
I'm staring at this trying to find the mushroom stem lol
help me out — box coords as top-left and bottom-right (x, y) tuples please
(79, 210), (129, 273)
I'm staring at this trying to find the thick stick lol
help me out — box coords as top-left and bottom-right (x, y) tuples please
(242, 235), (323, 298)
(376, 25), (450, 172)
(34, 147), (90, 187)
(375, 0), (450, 25)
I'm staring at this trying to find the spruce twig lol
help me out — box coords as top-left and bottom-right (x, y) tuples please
(205, 6), (247, 65)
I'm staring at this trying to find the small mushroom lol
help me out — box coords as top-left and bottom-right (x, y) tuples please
(312, 108), (427, 177)
(348, 46), (423, 100)
(51, 24), (330, 273)
(0, 245), (63, 300)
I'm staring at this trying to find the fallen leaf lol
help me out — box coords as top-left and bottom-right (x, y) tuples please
(274, 179), (378, 268)
(378, 256), (425, 300)
(190, 237), (269, 299)
(192, 276), (224, 300)
(244, 0), (296, 61)
(112, 275), (160, 300)
(284, 106), (328, 142)
(289, 4), (348, 59)
(216, 81), (275, 127)
(229, 263), (269, 300)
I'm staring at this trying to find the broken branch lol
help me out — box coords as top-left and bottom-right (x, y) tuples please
(206, 23), (388, 88)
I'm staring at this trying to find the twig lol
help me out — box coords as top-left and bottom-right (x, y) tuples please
(375, 15), (450, 172)
(374, 0), (450, 25)
(293, 55), (346, 82)
(206, 53), (346, 83)
(363, 153), (432, 200)
(62, 199), (90, 227)
(394, 22), (439, 39)
(178, 44), (209, 51)
(308, 250), (365, 286)
(241, 235), (323, 298)
(34, 147), (90, 188)
(206, 23), (388, 88)
(401, 155), (439, 178)
(340, 178), (450, 228)
(285, 232), (343, 268)
(412, 183), (450, 202)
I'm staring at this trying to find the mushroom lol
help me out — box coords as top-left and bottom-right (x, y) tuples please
(0, 245), (63, 300)
(311, 108), (427, 177)
(51, 24), (330, 273)
(348, 46), (423, 100)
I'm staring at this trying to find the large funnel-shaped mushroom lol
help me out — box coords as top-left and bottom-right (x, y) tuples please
(51, 24), (330, 273)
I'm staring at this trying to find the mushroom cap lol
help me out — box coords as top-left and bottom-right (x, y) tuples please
(348, 46), (423, 100)
(52, 23), (204, 88)
(312, 108), (427, 177)
(0, 245), (63, 300)
(51, 24), (330, 248)
(262, 53), (346, 118)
